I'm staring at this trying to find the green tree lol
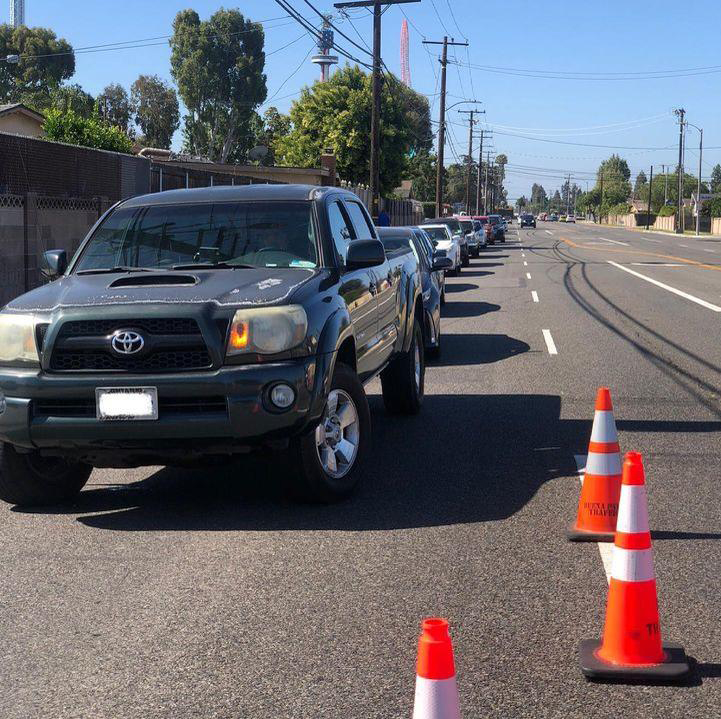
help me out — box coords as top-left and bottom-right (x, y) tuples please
(254, 106), (291, 165)
(170, 8), (267, 163)
(0, 24), (75, 108)
(49, 83), (95, 118)
(131, 75), (179, 150)
(405, 149), (436, 202)
(597, 154), (632, 206)
(43, 108), (133, 153)
(710, 164), (721, 194)
(636, 172), (707, 212)
(98, 83), (132, 132)
(495, 153), (508, 184)
(276, 65), (431, 195)
(530, 183), (547, 212)
(633, 170), (647, 197)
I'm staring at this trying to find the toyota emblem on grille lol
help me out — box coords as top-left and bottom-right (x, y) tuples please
(111, 330), (145, 355)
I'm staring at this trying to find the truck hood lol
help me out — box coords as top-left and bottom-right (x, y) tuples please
(4, 267), (320, 313)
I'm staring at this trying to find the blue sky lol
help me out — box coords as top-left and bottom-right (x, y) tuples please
(5, 0), (721, 201)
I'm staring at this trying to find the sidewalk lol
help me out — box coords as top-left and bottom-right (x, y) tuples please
(587, 222), (721, 241)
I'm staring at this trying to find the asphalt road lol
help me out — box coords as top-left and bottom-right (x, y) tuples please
(2, 221), (721, 718)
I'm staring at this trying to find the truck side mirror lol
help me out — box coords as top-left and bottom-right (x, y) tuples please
(41, 249), (68, 279)
(346, 239), (386, 269)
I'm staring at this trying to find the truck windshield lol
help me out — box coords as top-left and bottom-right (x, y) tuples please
(74, 201), (319, 272)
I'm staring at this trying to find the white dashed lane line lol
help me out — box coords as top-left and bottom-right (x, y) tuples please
(531, 290), (539, 303)
(574, 455), (613, 582)
(680, 244), (689, 248)
(703, 248), (716, 253)
(598, 237), (629, 246)
(545, 230), (553, 236)
(542, 329), (558, 355)
(526, 272), (532, 279)
(608, 260), (721, 312)
(523, 261), (528, 266)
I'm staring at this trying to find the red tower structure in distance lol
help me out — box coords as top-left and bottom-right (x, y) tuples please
(400, 19), (411, 87)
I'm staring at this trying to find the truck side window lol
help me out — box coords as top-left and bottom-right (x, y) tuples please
(344, 201), (376, 240)
(328, 200), (354, 265)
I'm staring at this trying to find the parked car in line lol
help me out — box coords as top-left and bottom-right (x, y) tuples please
(0, 184), (428, 507)
(456, 216), (480, 258)
(378, 227), (452, 358)
(520, 213), (536, 229)
(420, 223), (461, 275)
(412, 226), (449, 305)
(422, 217), (469, 267)
(559, 215), (567, 222)
(472, 219), (488, 250)
(550, 214), (559, 222)
(565, 215), (576, 223)
(487, 214), (506, 243)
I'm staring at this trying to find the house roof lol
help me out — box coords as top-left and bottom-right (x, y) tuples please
(0, 103), (45, 123)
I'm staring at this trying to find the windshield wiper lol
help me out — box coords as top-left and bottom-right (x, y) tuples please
(170, 262), (255, 270)
(76, 266), (155, 275)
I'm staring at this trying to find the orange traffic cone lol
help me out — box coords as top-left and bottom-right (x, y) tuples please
(579, 452), (689, 681)
(412, 619), (461, 719)
(568, 387), (622, 542)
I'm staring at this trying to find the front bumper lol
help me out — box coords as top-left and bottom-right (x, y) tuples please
(0, 357), (322, 462)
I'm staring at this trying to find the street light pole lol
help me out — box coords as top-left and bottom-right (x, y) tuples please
(423, 37), (470, 216)
(674, 108), (685, 233)
(686, 122), (704, 236)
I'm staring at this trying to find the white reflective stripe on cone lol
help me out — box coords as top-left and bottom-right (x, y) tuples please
(585, 450), (622, 477)
(413, 676), (461, 719)
(590, 410), (619, 443)
(610, 547), (655, 582)
(616, 485), (650, 534)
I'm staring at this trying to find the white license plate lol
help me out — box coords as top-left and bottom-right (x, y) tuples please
(96, 387), (158, 421)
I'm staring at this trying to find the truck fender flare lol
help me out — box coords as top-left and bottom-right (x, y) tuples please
(312, 308), (354, 414)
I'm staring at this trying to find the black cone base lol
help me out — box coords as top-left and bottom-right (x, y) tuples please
(579, 639), (690, 682)
(567, 524), (615, 543)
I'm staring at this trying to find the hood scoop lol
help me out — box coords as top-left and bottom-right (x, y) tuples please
(108, 274), (198, 288)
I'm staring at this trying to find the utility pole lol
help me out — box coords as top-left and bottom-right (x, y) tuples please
(459, 109), (484, 214)
(483, 152), (490, 215)
(674, 108), (685, 233)
(334, 0), (420, 221)
(662, 164), (668, 205)
(423, 36), (469, 216)
(565, 174), (572, 215)
(475, 129), (492, 215)
(686, 122), (704, 236)
(646, 165), (653, 231)
(598, 171), (604, 224)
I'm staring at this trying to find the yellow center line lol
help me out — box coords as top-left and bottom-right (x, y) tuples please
(560, 236), (721, 272)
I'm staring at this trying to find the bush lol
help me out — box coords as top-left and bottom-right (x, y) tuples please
(607, 202), (631, 215)
(706, 197), (721, 218)
(43, 108), (134, 154)
(657, 205), (676, 217)
(422, 201), (437, 219)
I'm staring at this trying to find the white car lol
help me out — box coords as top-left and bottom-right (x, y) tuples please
(418, 223), (461, 276)
(566, 215), (576, 223)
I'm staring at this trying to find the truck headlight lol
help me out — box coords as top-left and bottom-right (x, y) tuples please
(0, 314), (39, 365)
(226, 306), (308, 357)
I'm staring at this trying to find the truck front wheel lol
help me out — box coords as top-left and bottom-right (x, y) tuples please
(291, 362), (371, 502)
(0, 443), (92, 506)
(380, 318), (425, 415)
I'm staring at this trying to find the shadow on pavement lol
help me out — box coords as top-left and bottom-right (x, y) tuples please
(459, 270), (495, 279)
(434, 334), (530, 366)
(440, 301), (500, 319)
(651, 530), (721, 541)
(444, 282), (478, 293)
(20, 393), (586, 533)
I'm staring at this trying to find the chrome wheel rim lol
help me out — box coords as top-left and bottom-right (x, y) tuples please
(315, 389), (360, 479)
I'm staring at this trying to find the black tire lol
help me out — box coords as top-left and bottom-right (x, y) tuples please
(291, 363), (371, 503)
(440, 286), (446, 306)
(0, 442), (91, 507)
(380, 318), (425, 415)
(462, 252), (470, 267)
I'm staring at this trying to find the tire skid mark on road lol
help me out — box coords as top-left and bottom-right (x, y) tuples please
(574, 454), (613, 583)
